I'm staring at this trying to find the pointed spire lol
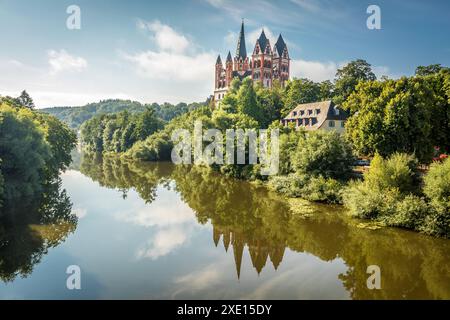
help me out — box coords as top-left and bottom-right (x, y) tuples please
(257, 29), (269, 51)
(274, 34), (287, 57)
(223, 230), (230, 252)
(213, 226), (221, 247)
(236, 20), (247, 59)
(226, 51), (232, 63)
(216, 54), (222, 65)
(232, 235), (244, 280)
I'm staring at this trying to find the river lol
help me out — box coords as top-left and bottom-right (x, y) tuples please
(0, 154), (449, 299)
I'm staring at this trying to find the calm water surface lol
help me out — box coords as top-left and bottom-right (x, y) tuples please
(1, 154), (449, 299)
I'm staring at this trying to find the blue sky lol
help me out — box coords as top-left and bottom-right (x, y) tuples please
(0, 0), (449, 107)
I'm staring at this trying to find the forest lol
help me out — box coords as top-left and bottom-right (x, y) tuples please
(40, 99), (206, 129)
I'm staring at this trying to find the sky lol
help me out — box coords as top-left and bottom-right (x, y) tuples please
(0, 0), (449, 108)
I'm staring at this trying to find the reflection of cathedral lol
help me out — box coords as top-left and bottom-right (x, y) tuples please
(213, 225), (285, 279)
(213, 21), (290, 107)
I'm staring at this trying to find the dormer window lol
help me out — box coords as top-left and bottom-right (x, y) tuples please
(334, 107), (340, 115)
(316, 109), (321, 115)
(293, 111), (297, 116)
(300, 110), (305, 116)
(308, 109), (313, 115)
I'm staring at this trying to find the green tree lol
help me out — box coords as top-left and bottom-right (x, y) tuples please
(415, 64), (450, 76)
(292, 130), (355, 179)
(236, 77), (263, 124)
(344, 74), (450, 162)
(16, 90), (35, 109)
(282, 78), (321, 116)
(334, 59), (376, 106)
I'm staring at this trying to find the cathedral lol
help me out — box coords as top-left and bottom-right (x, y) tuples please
(213, 21), (290, 106)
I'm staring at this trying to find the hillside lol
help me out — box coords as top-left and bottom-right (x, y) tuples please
(40, 99), (206, 129)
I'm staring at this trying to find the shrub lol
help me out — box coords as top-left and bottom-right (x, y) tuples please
(343, 182), (401, 219)
(291, 130), (355, 179)
(422, 158), (450, 236)
(382, 195), (429, 229)
(269, 173), (343, 204)
(364, 153), (418, 193)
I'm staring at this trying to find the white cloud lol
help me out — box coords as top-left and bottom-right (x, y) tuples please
(124, 51), (215, 82)
(224, 31), (237, 48)
(117, 200), (196, 228)
(72, 207), (88, 219)
(48, 49), (87, 75)
(291, 59), (338, 82)
(138, 20), (190, 54)
(137, 228), (188, 260)
(124, 20), (215, 87)
(290, 0), (321, 12)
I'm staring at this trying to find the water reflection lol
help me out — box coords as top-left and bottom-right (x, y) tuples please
(0, 179), (77, 282)
(78, 154), (450, 300)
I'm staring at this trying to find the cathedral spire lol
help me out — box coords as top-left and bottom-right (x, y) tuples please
(226, 51), (232, 62)
(216, 54), (222, 65)
(236, 20), (247, 59)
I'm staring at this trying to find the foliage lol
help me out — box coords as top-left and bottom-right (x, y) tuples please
(281, 78), (334, 116)
(0, 101), (76, 206)
(344, 72), (450, 162)
(41, 99), (205, 129)
(292, 130), (355, 179)
(269, 173), (343, 204)
(334, 59), (376, 106)
(422, 158), (450, 236)
(80, 108), (163, 153)
(344, 153), (449, 237)
(364, 153), (418, 194)
(415, 64), (450, 76)
(0, 90), (35, 109)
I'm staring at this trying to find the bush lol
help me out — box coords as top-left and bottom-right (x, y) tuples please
(344, 182), (401, 219)
(422, 158), (450, 236)
(382, 195), (429, 229)
(127, 131), (173, 161)
(269, 173), (343, 204)
(344, 153), (450, 237)
(291, 130), (355, 179)
(364, 153), (418, 193)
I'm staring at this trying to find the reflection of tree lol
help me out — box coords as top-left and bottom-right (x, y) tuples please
(80, 155), (450, 299)
(0, 178), (77, 282)
(80, 153), (173, 203)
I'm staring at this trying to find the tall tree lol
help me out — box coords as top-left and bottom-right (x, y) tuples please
(282, 78), (321, 116)
(415, 64), (450, 76)
(16, 90), (35, 109)
(334, 59), (376, 107)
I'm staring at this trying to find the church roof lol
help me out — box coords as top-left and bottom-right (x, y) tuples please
(274, 34), (287, 56)
(257, 29), (269, 51)
(216, 55), (222, 65)
(283, 100), (349, 130)
(226, 51), (232, 62)
(235, 21), (247, 59)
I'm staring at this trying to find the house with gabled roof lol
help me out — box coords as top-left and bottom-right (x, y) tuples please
(281, 100), (349, 133)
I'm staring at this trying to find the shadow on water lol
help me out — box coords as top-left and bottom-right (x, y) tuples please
(77, 153), (450, 300)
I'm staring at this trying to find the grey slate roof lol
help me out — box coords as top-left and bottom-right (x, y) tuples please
(257, 30), (269, 51)
(226, 51), (232, 62)
(283, 100), (349, 130)
(216, 55), (222, 65)
(236, 22), (247, 59)
(274, 34), (287, 57)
